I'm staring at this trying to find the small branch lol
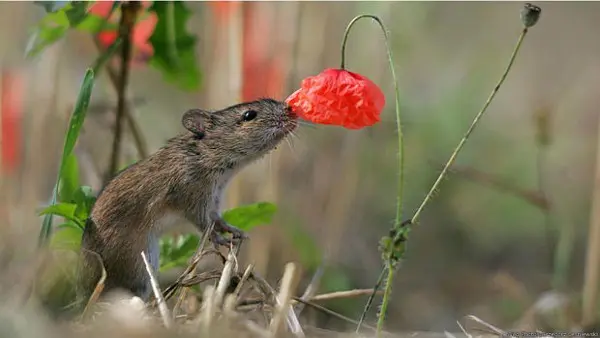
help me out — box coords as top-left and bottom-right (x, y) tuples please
(409, 26), (531, 226)
(107, 1), (141, 182)
(92, 38), (148, 160)
(141, 251), (173, 328)
(294, 263), (324, 315)
(81, 249), (107, 321)
(213, 251), (237, 307)
(292, 297), (378, 332)
(269, 262), (303, 337)
(300, 288), (383, 302)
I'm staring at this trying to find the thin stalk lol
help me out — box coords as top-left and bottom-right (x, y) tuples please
(356, 267), (385, 331)
(339, 15), (403, 336)
(409, 27), (529, 225)
(107, 2), (140, 181)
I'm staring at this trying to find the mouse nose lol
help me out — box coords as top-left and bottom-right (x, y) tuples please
(285, 104), (297, 118)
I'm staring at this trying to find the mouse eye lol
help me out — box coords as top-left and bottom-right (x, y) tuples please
(242, 110), (258, 122)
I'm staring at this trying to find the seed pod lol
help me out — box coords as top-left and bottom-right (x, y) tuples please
(521, 3), (541, 28)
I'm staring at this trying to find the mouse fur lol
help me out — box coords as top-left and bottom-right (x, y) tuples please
(77, 98), (297, 305)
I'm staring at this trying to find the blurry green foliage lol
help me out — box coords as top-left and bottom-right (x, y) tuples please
(27, 1), (91, 57)
(39, 69), (95, 245)
(148, 1), (202, 91)
(28, 1), (202, 91)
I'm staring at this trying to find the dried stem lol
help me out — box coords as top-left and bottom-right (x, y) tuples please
(582, 92), (600, 326)
(141, 251), (173, 328)
(269, 262), (302, 337)
(409, 27), (530, 225)
(92, 38), (148, 160)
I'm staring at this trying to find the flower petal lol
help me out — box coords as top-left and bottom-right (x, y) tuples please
(286, 68), (385, 129)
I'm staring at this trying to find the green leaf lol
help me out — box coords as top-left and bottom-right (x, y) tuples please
(27, 1), (91, 57)
(58, 153), (79, 203)
(92, 37), (123, 73)
(222, 202), (277, 231)
(73, 186), (96, 221)
(39, 69), (95, 247)
(159, 234), (200, 271)
(39, 203), (77, 219)
(56, 221), (82, 231)
(76, 14), (118, 34)
(39, 203), (84, 230)
(50, 226), (83, 251)
(61, 69), (95, 159)
(148, 1), (202, 91)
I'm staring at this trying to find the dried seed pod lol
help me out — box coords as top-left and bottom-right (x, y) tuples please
(521, 3), (541, 28)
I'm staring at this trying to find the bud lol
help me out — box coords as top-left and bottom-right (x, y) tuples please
(521, 3), (541, 28)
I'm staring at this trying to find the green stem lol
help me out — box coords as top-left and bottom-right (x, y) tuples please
(409, 27), (529, 225)
(339, 15), (404, 336)
(377, 267), (395, 335)
(356, 267), (386, 332)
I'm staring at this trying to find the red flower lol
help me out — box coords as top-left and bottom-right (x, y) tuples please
(89, 1), (157, 64)
(1, 70), (24, 175)
(285, 68), (385, 129)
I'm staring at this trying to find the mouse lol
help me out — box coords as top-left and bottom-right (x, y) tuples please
(77, 98), (297, 305)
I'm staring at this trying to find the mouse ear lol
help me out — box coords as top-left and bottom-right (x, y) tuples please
(182, 109), (206, 138)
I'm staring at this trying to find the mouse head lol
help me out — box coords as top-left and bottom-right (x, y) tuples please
(182, 98), (297, 165)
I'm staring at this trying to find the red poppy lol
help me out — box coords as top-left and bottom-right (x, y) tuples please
(89, 1), (157, 64)
(285, 68), (385, 129)
(1, 70), (24, 175)
(209, 1), (242, 25)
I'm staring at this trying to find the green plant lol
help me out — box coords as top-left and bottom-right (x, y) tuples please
(356, 4), (542, 336)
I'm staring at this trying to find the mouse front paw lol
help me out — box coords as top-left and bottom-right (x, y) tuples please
(209, 211), (248, 247)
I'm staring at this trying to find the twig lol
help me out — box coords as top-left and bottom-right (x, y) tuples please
(456, 320), (473, 338)
(170, 220), (218, 317)
(198, 285), (216, 334)
(92, 38), (148, 160)
(269, 262), (303, 337)
(141, 251), (173, 328)
(464, 315), (511, 337)
(300, 288), (383, 302)
(213, 251), (237, 307)
(294, 263), (324, 315)
(292, 297), (378, 332)
(81, 249), (107, 321)
(233, 264), (254, 297)
(107, 1), (140, 182)
(409, 25), (532, 226)
(357, 267), (386, 332)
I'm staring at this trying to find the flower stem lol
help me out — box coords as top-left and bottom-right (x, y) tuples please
(409, 27), (529, 225)
(339, 15), (404, 336)
(356, 266), (386, 331)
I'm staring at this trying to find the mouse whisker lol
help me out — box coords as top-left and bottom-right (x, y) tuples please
(284, 137), (296, 157)
(297, 121), (317, 129)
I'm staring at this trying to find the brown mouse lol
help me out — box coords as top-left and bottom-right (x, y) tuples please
(77, 98), (297, 304)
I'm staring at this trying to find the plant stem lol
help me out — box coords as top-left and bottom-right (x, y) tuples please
(377, 267), (395, 334)
(92, 37), (148, 160)
(409, 27), (529, 225)
(356, 266), (385, 332)
(338, 15), (404, 336)
(107, 1), (140, 182)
